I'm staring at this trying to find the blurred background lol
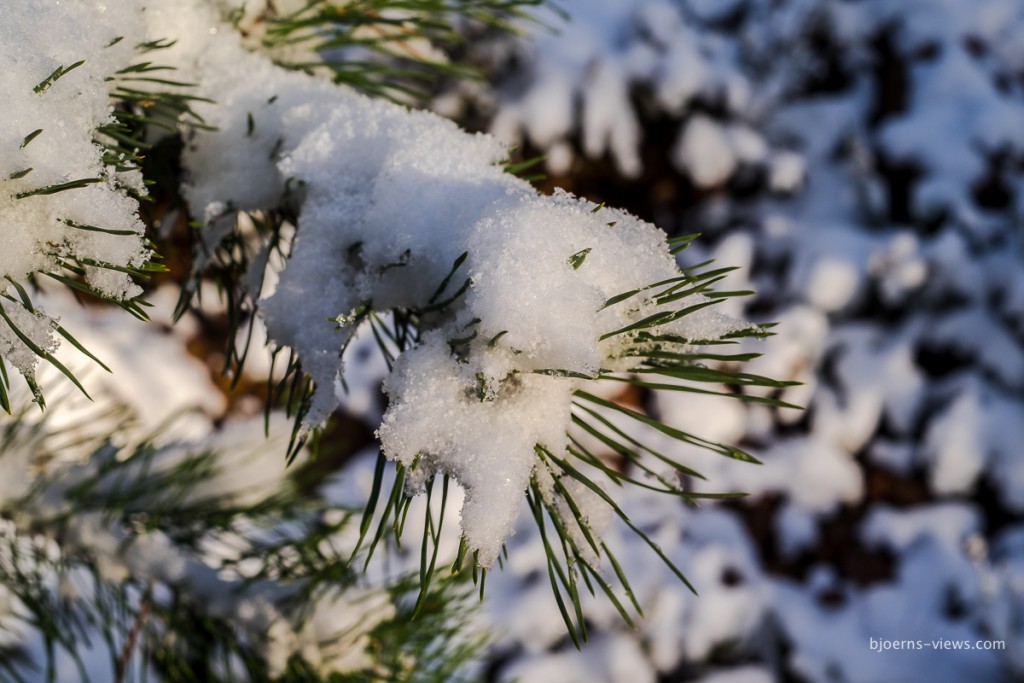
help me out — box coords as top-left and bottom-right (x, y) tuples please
(432, 1), (1024, 681)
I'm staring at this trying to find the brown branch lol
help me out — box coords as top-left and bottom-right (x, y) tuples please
(114, 582), (153, 683)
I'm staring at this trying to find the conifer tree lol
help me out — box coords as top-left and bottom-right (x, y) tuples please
(0, 2), (787, 679)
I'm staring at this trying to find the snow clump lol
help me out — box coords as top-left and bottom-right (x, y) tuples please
(3, 0), (751, 567)
(177, 17), (749, 564)
(0, 2), (149, 380)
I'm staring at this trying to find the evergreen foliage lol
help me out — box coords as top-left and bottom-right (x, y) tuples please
(0, 1), (793, 678)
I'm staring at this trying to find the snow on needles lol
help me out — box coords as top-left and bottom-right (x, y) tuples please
(171, 3), (747, 565)
(0, 2), (148, 379)
(454, 0), (1024, 680)
(4, 1), (748, 566)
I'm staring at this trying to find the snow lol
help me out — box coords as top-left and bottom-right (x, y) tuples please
(693, 667), (774, 683)
(379, 341), (576, 564)
(2, 397), (391, 679)
(776, 502), (818, 557)
(0, 298), (59, 379)
(45, 285), (225, 441)
(6, 0), (1024, 680)
(2, 0), (753, 571)
(442, 0), (1024, 680)
(141, 5), (750, 565)
(0, 2), (150, 382)
(768, 151), (806, 193)
(503, 634), (656, 683)
(113, 0), (1024, 677)
(675, 115), (737, 189)
(582, 61), (643, 178)
(861, 504), (982, 555)
(923, 382), (987, 495)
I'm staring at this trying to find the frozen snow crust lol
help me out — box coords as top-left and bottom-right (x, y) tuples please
(448, 0), (1024, 680)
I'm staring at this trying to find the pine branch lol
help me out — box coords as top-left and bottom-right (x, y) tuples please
(0, 406), (483, 681)
(0, 34), (210, 409)
(253, 0), (545, 103)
